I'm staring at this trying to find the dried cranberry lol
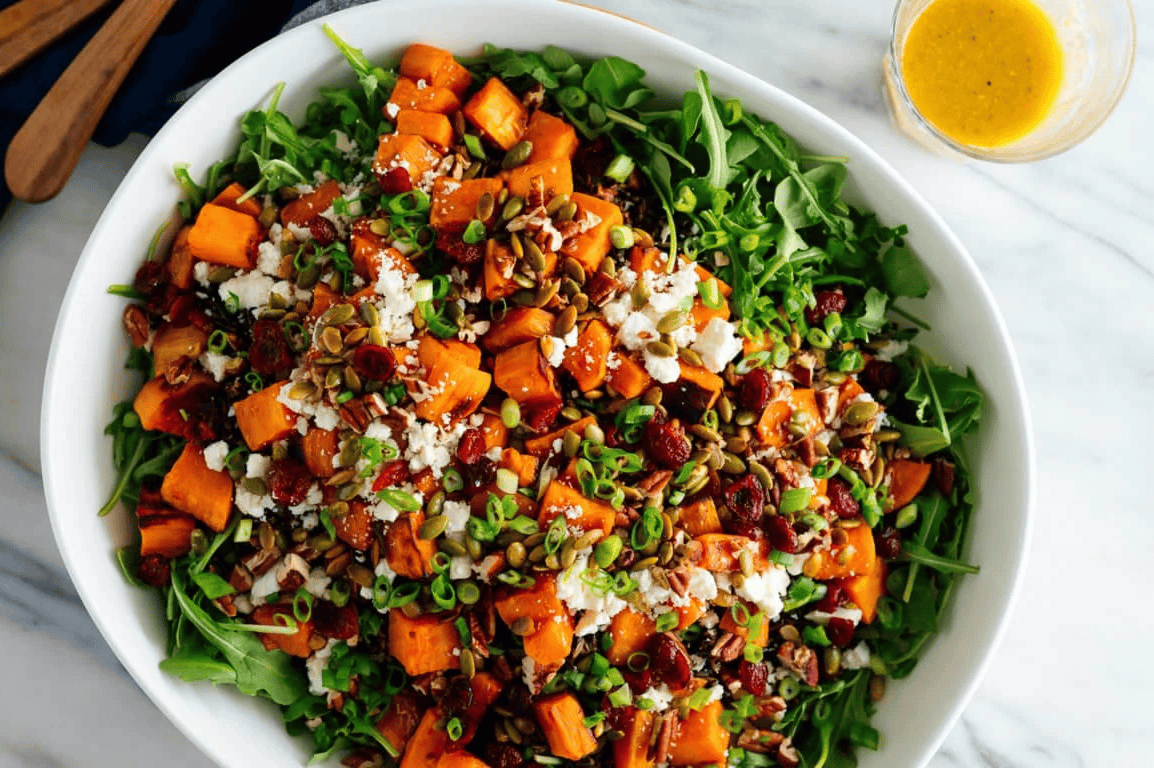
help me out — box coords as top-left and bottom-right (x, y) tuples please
(134, 260), (167, 296)
(826, 617), (855, 648)
(805, 288), (848, 325)
(813, 583), (847, 613)
(137, 554), (170, 586)
(724, 475), (766, 523)
(861, 359), (899, 393)
(875, 525), (902, 560)
(307, 216), (338, 246)
(377, 166), (413, 195)
(440, 676), (475, 719)
(457, 428), (485, 465)
(352, 344), (397, 381)
(660, 380), (714, 423)
(764, 514), (798, 554)
(521, 398), (563, 432)
(436, 228), (485, 265)
(932, 457), (956, 496)
(725, 519), (765, 541)
(603, 424), (626, 448)
(826, 478), (860, 519)
(371, 459), (410, 493)
(312, 601), (359, 640)
(621, 667), (654, 695)
(739, 660), (769, 696)
(248, 319), (292, 376)
(738, 367), (772, 412)
(266, 458), (312, 506)
(648, 632), (692, 689)
(643, 418), (691, 469)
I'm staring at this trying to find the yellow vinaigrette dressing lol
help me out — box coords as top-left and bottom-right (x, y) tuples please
(900, 0), (1064, 147)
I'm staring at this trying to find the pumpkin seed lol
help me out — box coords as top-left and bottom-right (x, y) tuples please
(344, 326), (369, 346)
(721, 452), (746, 474)
(506, 541), (527, 568)
(476, 192), (496, 221)
(208, 266), (236, 283)
(502, 141), (533, 169)
(321, 303), (355, 326)
(685, 471), (710, 496)
(824, 647), (842, 676)
(501, 196), (525, 221)
(609, 225), (634, 250)
(555, 201), (578, 222)
(347, 564), (374, 589)
(690, 424), (723, 443)
(336, 482), (361, 501)
(288, 381), (318, 401)
(545, 553), (561, 570)
(717, 395), (734, 424)
(824, 370), (848, 385)
(656, 310), (688, 335)
(343, 366), (362, 393)
(583, 423), (606, 445)
(563, 429), (582, 457)
(725, 436), (749, 454)
(244, 477), (268, 497)
(545, 193), (570, 216)
(499, 398), (521, 429)
(871, 456), (886, 489)
(844, 401), (879, 426)
(554, 305), (578, 337)
(646, 340), (675, 358)
(324, 368), (342, 389)
(368, 327), (386, 347)
(258, 308), (286, 322)
(509, 232), (525, 260)
(295, 264), (320, 289)
(319, 326), (343, 355)
(735, 410), (758, 427)
(459, 648), (476, 679)
(368, 218), (390, 236)
(574, 530), (603, 551)
(512, 272), (536, 289)
(630, 556), (659, 571)
(571, 293), (590, 313)
(503, 718), (524, 745)
(338, 442), (361, 468)
(560, 540), (578, 570)
(875, 428), (902, 443)
(561, 257), (586, 284)
(462, 160), (482, 179)
(440, 538), (468, 557)
(419, 515), (449, 540)
(533, 279), (560, 308)
(738, 549), (754, 577)
(598, 256), (617, 278)
(560, 406), (582, 422)
(631, 277), (650, 309)
(528, 544), (548, 563)
(466, 537), (483, 560)
(869, 674), (887, 703)
(632, 228), (654, 248)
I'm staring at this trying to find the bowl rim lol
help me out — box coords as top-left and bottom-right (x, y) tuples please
(42, 1), (1034, 766)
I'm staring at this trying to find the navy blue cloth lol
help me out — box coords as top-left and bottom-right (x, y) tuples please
(0, 0), (318, 212)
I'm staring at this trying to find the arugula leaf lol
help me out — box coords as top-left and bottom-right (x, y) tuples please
(694, 71), (732, 190)
(168, 568), (308, 706)
(881, 244), (930, 298)
(583, 57), (653, 110)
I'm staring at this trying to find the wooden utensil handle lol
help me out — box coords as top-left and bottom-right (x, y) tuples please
(4, 0), (178, 203)
(0, 0), (116, 80)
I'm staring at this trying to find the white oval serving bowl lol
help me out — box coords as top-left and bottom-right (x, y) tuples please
(42, 1), (1034, 766)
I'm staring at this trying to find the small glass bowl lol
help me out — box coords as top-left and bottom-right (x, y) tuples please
(883, 0), (1136, 162)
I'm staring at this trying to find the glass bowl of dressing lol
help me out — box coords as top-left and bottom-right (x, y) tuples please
(884, 0), (1135, 161)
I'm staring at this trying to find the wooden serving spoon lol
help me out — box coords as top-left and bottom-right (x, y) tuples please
(0, 0), (117, 80)
(5, 0), (178, 203)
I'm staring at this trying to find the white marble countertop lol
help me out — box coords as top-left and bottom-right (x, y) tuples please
(1, 0), (1151, 765)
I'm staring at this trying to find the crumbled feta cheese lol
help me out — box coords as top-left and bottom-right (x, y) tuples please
(202, 441), (230, 472)
(639, 684), (675, 712)
(257, 241), (283, 276)
(193, 261), (211, 286)
(385, 102), (400, 119)
(841, 642), (872, 670)
(442, 500), (472, 537)
(555, 553), (626, 635)
(199, 351), (233, 382)
(643, 349), (680, 383)
(875, 339), (909, 363)
(734, 565), (792, 621)
(372, 264), (418, 343)
(305, 567), (331, 598)
(249, 566), (281, 603)
(692, 317), (743, 373)
(246, 453), (272, 478)
(306, 639), (337, 695)
(618, 312), (659, 351)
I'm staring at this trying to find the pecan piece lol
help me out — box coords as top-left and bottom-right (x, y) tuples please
(776, 641), (820, 687)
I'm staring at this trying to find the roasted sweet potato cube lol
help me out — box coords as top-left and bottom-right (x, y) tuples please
(351, 217), (417, 281)
(523, 415), (596, 457)
(160, 443), (233, 532)
(756, 386), (820, 449)
(399, 43), (473, 96)
(281, 179), (343, 227)
(429, 176), (503, 230)
(484, 238), (518, 301)
(605, 352), (652, 399)
(499, 447), (538, 486)
(525, 110), (579, 163)
(165, 224), (195, 290)
(372, 132), (443, 188)
(669, 700), (728, 765)
(384, 511), (437, 577)
(138, 514), (197, 558)
(494, 340), (557, 404)
(479, 412), (509, 451)
(132, 371), (218, 439)
(561, 319), (611, 392)
(502, 159), (572, 201)
(387, 76), (461, 114)
(395, 109), (453, 149)
(463, 76), (528, 150)
(804, 521), (876, 580)
(482, 307), (555, 353)
(607, 608), (656, 666)
(375, 692), (425, 756)
(151, 322), (207, 376)
(400, 707), (450, 768)
(886, 458), (932, 510)
(837, 557), (888, 623)
(534, 692), (597, 760)
(538, 480), (616, 537)
(719, 598), (770, 646)
(695, 533), (768, 573)
(186, 203), (259, 269)
(679, 496), (722, 536)
(334, 499), (375, 551)
(388, 609), (460, 676)
(234, 383), (297, 451)
(302, 427), (339, 479)
(559, 193), (622, 273)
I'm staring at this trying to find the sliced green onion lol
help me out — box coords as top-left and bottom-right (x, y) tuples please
(443, 468), (464, 493)
(605, 154), (635, 183)
(462, 219), (486, 244)
(377, 488), (421, 511)
(655, 610), (678, 633)
(206, 329), (229, 354)
(387, 581), (420, 608)
(779, 487), (813, 515)
(686, 687), (713, 710)
(446, 717), (463, 741)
